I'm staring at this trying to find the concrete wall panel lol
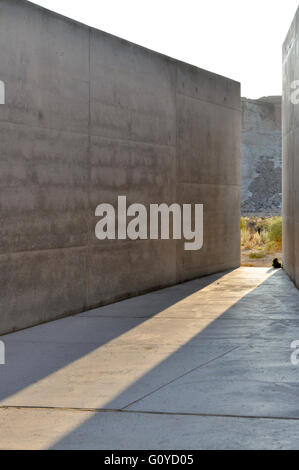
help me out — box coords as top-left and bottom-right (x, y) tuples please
(87, 240), (177, 308)
(0, 0), (90, 132)
(90, 30), (177, 146)
(0, 123), (89, 253)
(177, 94), (241, 185)
(176, 183), (240, 282)
(0, 247), (87, 333)
(176, 62), (241, 110)
(0, 0), (241, 334)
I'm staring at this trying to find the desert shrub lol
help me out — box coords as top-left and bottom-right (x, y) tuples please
(260, 230), (269, 244)
(268, 217), (282, 243)
(265, 240), (281, 254)
(241, 216), (282, 266)
(256, 218), (270, 233)
(242, 230), (255, 249)
(241, 217), (265, 249)
(241, 219), (251, 248)
(252, 232), (261, 245)
(249, 251), (266, 259)
(246, 219), (257, 232)
(242, 236), (252, 250)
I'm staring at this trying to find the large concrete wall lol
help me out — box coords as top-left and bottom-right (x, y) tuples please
(282, 6), (299, 285)
(242, 96), (282, 216)
(0, 0), (241, 334)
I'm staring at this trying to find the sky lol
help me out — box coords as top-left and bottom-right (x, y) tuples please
(30, 0), (299, 98)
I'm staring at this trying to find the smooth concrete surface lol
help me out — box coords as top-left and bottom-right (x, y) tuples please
(0, 0), (241, 334)
(282, 6), (299, 285)
(1, 267), (299, 449)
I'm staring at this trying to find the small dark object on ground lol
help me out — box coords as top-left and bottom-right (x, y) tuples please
(272, 258), (282, 269)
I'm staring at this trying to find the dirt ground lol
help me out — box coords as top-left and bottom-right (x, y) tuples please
(241, 249), (282, 267)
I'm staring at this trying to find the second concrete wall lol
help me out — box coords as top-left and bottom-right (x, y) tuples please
(0, 0), (241, 334)
(282, 6), (299, 285)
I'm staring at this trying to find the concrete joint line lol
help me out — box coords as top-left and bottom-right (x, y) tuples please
(121, 345), (241, 411)
(2, 405), (299, 423)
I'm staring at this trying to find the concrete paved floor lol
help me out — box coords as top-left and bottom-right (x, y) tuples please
(1, 267), (299, 449)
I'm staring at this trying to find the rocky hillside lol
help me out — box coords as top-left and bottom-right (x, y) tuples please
(241, 96), (281, 215)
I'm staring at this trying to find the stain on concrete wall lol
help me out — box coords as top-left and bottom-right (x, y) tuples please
(242, 96), (282, 215)
(0, 0), (241, 334)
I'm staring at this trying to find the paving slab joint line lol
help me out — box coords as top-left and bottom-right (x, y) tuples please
(1, 405), (299, 422)
(121, 345), (241, 411)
